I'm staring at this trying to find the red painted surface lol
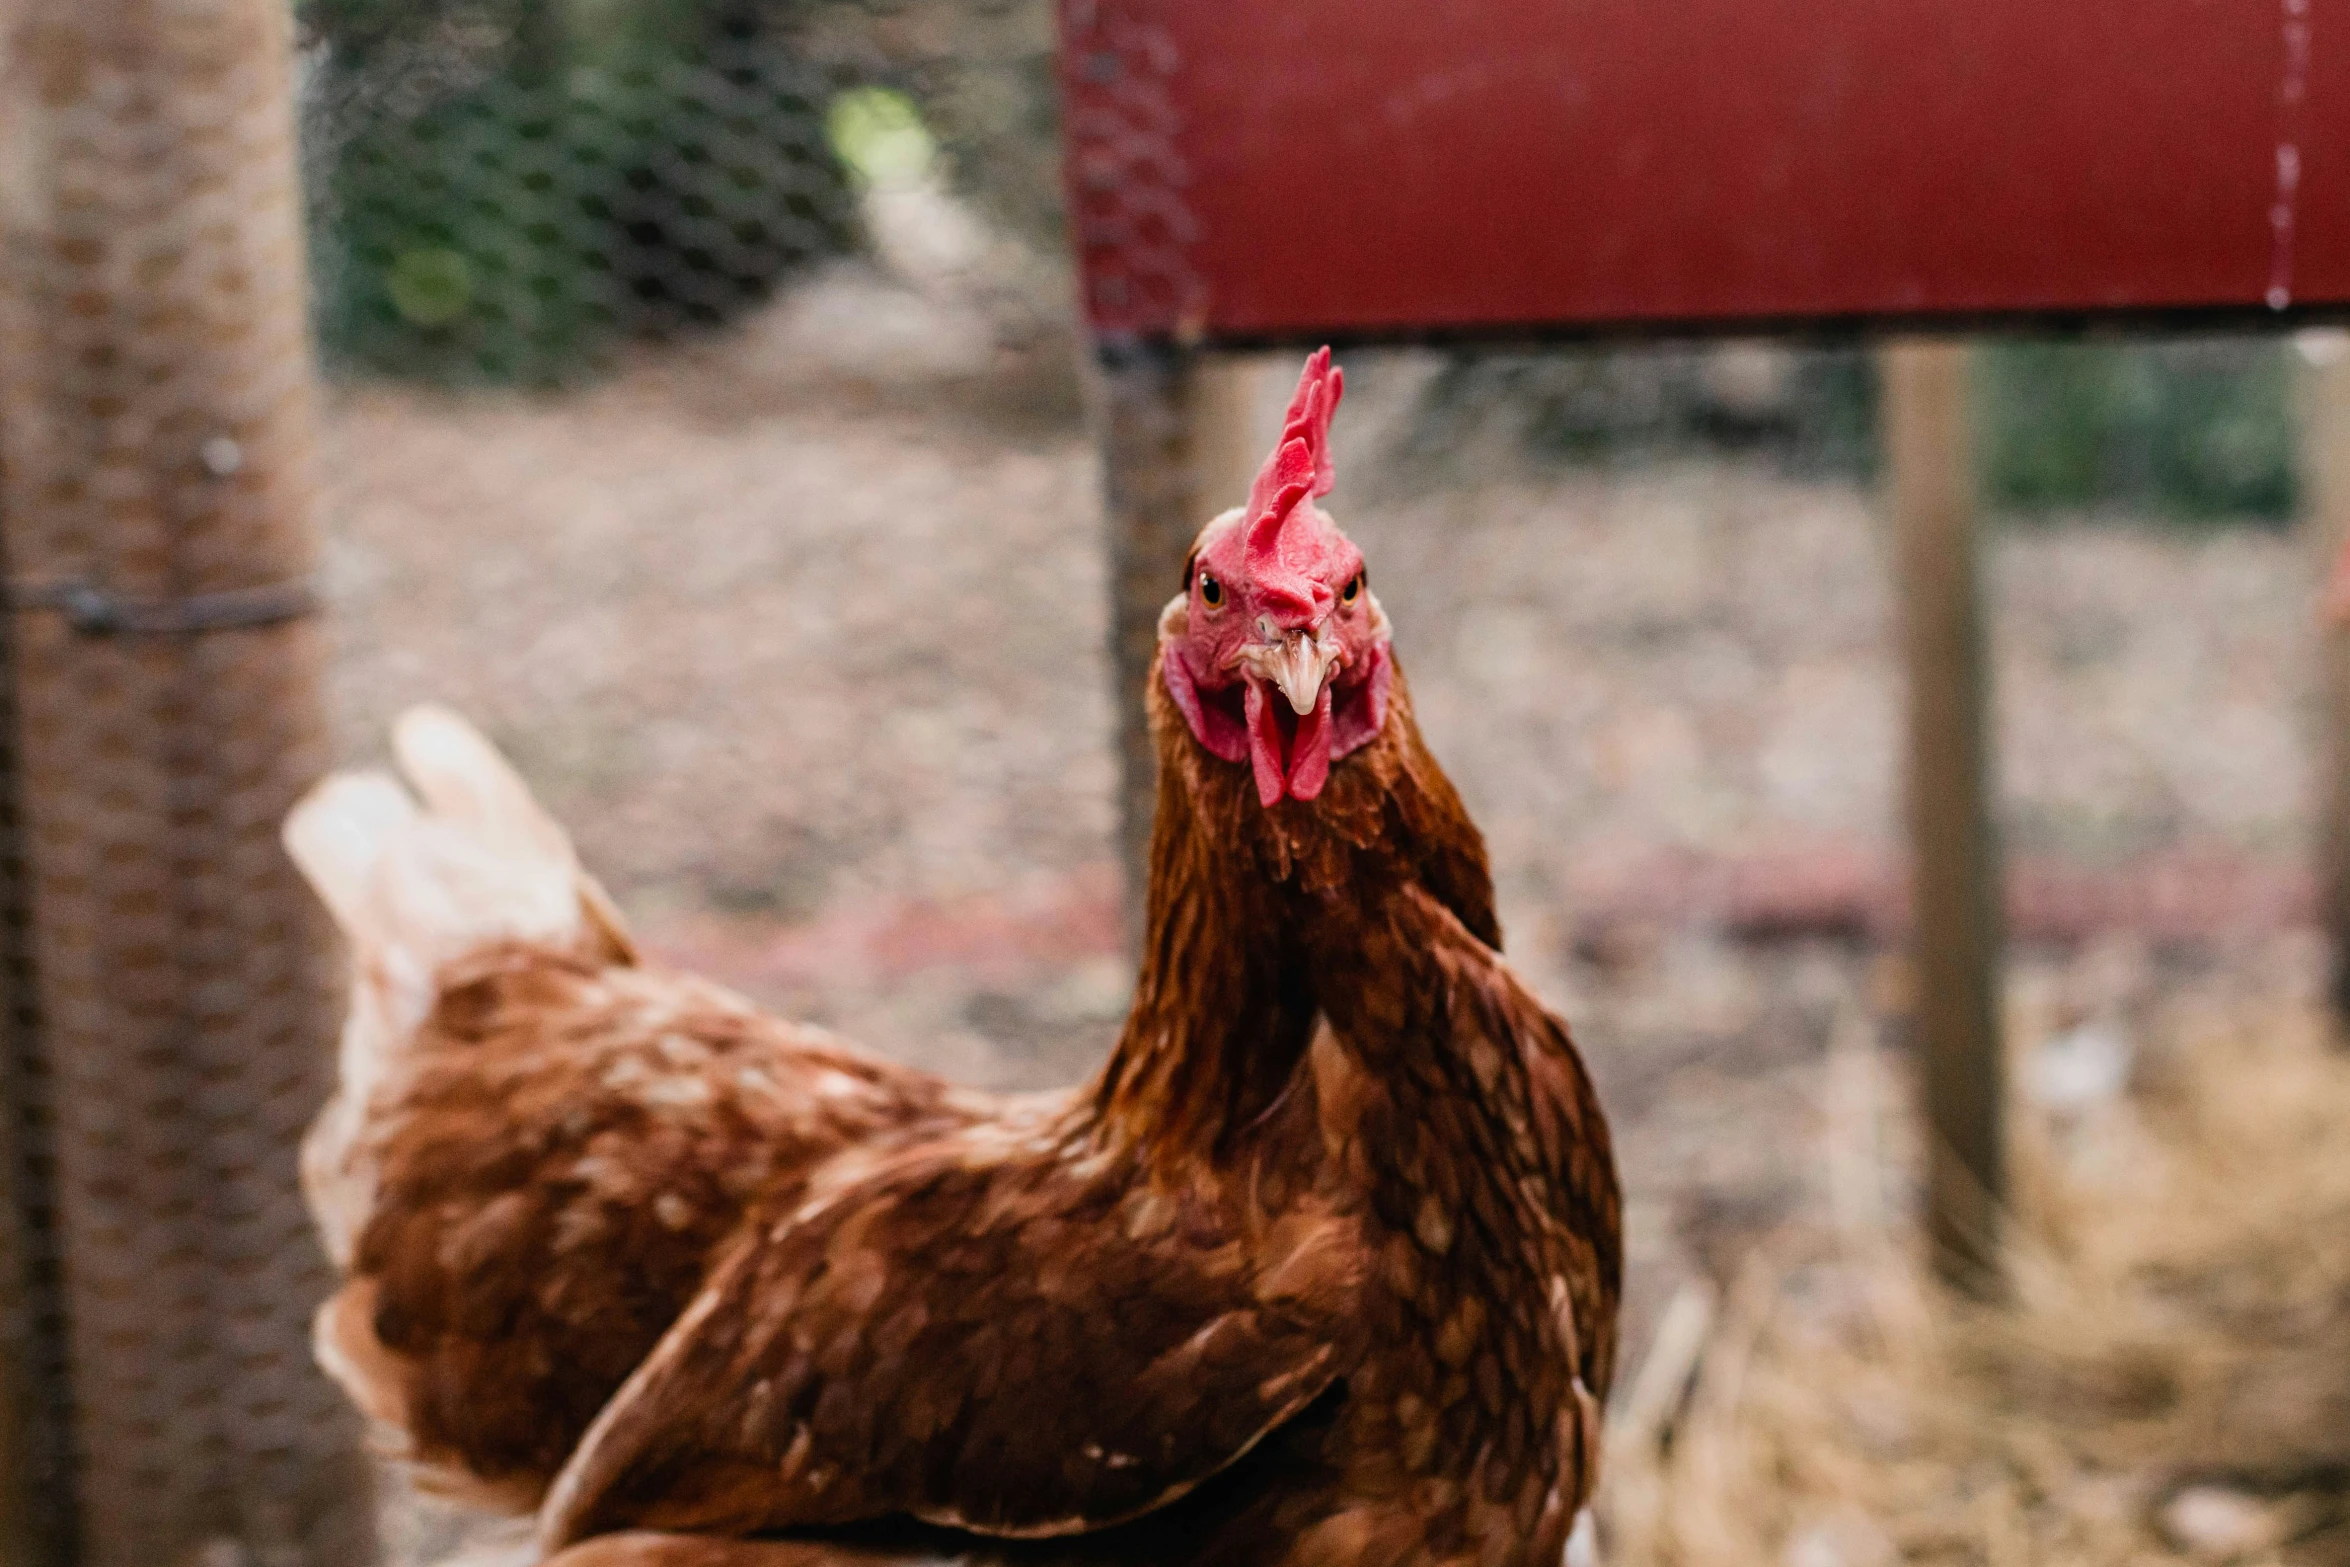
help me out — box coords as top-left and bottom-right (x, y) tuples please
(1059, 0), (2350, 341)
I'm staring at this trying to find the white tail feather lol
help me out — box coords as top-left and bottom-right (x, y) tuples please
(393, 705), (574, 865)
(284, 772), (417, 941)
(286, 706), (624, 1265)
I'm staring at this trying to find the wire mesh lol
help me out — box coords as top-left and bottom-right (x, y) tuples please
(0, 0), (2329, 1562)
(0, 1), (376, 1563)
(296, 0), (1061, 388)
(308, 38), (854, 384)
(1, 1), (1079, 1561)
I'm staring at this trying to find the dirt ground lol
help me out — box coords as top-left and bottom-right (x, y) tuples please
(317, 264), (2343, 1562)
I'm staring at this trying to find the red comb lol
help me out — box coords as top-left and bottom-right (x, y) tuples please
(1245, 438), (1317, 569)
(1243, 349), (1344, 574)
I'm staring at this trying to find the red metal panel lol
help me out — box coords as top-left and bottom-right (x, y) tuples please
(1059, 0), (2350, 341)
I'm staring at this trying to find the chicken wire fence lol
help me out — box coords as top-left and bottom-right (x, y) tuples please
(295, 0), (1062, 387)
(0, 4), (1072, 1566)
(0, 0), (2327, 1564)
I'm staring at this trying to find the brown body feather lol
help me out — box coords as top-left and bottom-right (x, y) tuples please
(327, 944), (996, 1501)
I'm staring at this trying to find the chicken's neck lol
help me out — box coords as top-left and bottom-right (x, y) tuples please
(1299, 677), (1622, 1452)
(1279, 692), (1618, 1535)
(1246, 664), (1500, 951)
(1090, 660), (1500, 1169)
(1087, 663), (1323, 1165)
(1100, 650), (1617, 1540)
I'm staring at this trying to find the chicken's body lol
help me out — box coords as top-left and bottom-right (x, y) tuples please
(527, 669), (1618, 1567)
(290, 351), (1619, 1566)
(290, 712), (1010, 1505)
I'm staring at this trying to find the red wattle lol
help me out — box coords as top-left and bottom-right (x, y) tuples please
(1244, 680), (1286, 807)
(1166, 650), (1249, 762)
(1286, 684), (1334, 801)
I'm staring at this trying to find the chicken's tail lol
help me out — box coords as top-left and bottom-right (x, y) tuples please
(283, 705), (635, 1264)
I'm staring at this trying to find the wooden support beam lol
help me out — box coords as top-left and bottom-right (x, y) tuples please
(1096, 347), (1272, 947)
(1884, 339), (2005, 1292)
(2304, 333), (2350, 1023)
(1192, 354), (1283, 518)
(0, 489), (72, 1567)
(0, 0), (378, 1561)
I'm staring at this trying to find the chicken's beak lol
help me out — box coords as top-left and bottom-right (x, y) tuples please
(1233, 625), (1344, 807)
(1243, 627), (1341, 716)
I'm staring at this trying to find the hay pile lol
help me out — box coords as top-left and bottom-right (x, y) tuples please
(1601, 983), (2350, 1567)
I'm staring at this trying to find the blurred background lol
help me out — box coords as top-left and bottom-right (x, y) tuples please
(147, 0), (2350, 1560)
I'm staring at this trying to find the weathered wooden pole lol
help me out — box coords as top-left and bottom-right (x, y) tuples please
(0, 524), (72, 1567)
(0, 0), (378, 1561)
(1096, 345), (1269, 946)
(1883, 338), (2005, 1291)
(2304, 333), (2350, 1024)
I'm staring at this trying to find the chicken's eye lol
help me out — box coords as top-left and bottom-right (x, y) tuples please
(1199, 573), (1224, 609)
(1341, 572), (1362, 605)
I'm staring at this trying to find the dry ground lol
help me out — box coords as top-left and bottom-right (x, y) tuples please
(1602, 965), (2350, 1567)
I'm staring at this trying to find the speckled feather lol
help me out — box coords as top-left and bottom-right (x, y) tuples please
(326, 941), (996, 1502)
(531, 663), (1373, 1549)
(527, 657), (1620, 1567)
(298, 594), (1616, 1562)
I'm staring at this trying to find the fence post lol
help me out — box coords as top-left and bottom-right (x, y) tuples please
(0, 0), (379, 1561)
(1883, 338), (2005, 1292)
(0, 498), (72, 1567)
(2305, 335), (2350, 1024)
(1097, 345), (1268, 946)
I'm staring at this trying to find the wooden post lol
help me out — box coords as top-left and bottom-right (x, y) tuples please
(1096, 345), (1270, 946)
(0, 0), (379, 1562)
(2304, 333), (2350, 1023)
(0, 508), (72, 1567)
(1192, 354), (1283, 517)
(1883, 338), (2005, 1291)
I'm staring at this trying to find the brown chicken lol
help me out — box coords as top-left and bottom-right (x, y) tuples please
(288, 351), (1619, 1567)
(288, 712), (1009, 1508)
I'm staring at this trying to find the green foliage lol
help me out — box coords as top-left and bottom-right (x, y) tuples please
(1405, 336), (2298, 525)
(321, 75), (605, 383)
(1399, 343), (1880, 482)
(804, 0), (1064, 247)
(1976, 338), (2297, 523)
(827, 86), (935, 189)
(307, 1), (856, 385)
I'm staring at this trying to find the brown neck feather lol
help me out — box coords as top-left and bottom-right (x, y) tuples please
(1089, 652), (1497, 1164)
(1089, 657), (1315, 1162)
(1094, 650), (1622, 1430)
(1239, 661), (1500, 951)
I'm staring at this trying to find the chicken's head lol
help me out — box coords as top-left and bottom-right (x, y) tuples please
(1159, 348), (1393, 808)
